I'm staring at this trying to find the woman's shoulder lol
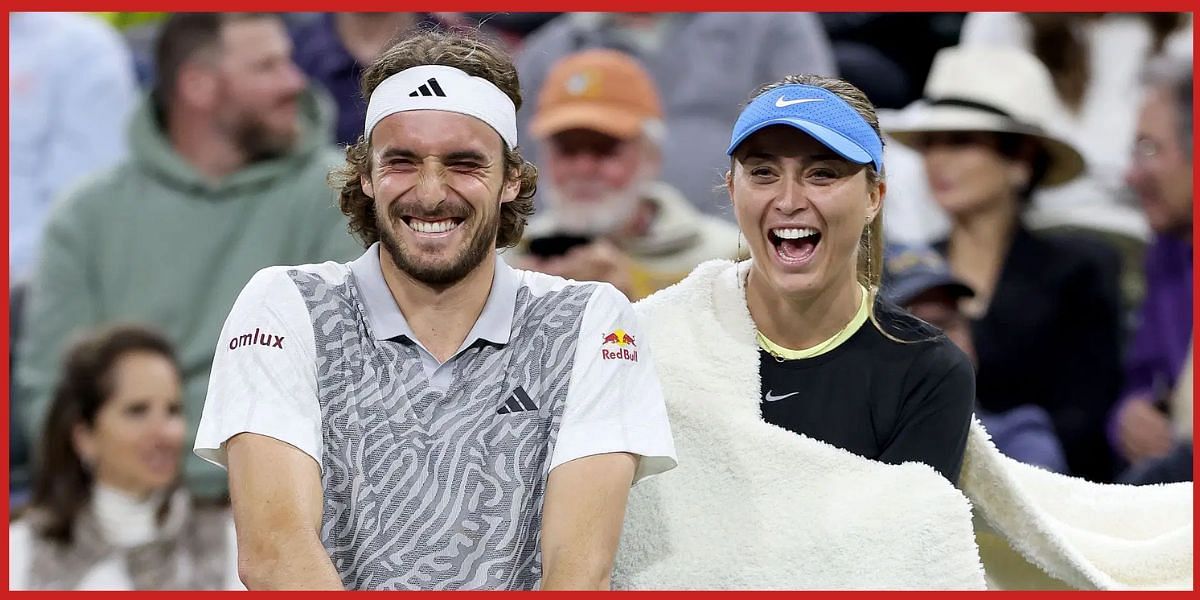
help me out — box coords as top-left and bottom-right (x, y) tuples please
(870, 296), (944, 345)
(9, 516), (35, 544)
(9, 515), (42, 591)
(636, 259), (736, 314)
(183, 497), (234, 533)
(870, 298), (973, 376)
(9, 506), (54, 544)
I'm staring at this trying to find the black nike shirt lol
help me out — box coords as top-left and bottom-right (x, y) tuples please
(759, 298), (975, 483)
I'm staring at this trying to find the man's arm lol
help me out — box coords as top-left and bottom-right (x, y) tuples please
(193, 266), (331, 588)
(1114, 394), (1174, 463)
(226, 432), (342, 590)
(537, 283), (678, 589)
(540, 452), (638, 590)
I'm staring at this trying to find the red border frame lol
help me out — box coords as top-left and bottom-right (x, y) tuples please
(3, 6), (1197, 596)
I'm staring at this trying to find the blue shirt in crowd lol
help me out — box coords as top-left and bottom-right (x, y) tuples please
(9, 13), (137, 282)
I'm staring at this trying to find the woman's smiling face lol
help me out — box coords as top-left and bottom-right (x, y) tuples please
(729, 125), (882, 298)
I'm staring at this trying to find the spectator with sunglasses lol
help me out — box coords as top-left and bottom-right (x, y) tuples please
(887, 46), (1123, 482)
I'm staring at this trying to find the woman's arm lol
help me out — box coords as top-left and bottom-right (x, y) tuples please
(879, 343), (976, 483)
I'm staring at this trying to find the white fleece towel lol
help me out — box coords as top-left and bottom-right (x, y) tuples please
(614, 259), (1192, 590)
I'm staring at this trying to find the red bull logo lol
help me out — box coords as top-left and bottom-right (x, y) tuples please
(601, 328), (638, 362)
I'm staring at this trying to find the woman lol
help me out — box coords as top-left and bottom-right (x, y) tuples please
(613, 74), (1191, 590)
(711, 75), (975, 481)
(9, 324), (241, 590)
(886, 45), (1123, 482)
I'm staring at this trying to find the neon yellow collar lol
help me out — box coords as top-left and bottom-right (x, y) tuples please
(757, 284), (870, 360)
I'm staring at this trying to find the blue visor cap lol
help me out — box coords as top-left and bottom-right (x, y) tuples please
(727, 84), (884, 173)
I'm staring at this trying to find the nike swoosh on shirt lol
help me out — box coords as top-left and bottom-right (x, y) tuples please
(775, 97), (824, 108)
(764, 390), (800, 402)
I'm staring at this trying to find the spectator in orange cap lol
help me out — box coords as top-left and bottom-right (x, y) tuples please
(515, 13), (836, 218)
(516, 49), (740, 300)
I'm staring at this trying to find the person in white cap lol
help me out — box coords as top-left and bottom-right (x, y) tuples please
(192, 29), (676, 590)
(885, 45), (1124, 483)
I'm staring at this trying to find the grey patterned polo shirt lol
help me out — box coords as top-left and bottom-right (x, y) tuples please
(196, 243), (677, 589)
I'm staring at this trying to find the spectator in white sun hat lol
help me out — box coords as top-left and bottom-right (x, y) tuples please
(885, 45), (1124, 483)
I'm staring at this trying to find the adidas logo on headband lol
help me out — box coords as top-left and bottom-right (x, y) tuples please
(365, 65), (519, 148)
(408, 77), (447, 98)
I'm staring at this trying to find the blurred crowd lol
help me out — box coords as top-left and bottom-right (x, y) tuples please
(7, 11), (1193, 590)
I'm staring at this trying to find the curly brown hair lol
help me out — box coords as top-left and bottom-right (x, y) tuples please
(330, 28), (538, 249)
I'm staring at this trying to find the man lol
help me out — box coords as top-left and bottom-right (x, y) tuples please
(194, 30), (676, 590)
(515, 13), (836, 218)
(882, 243), (1068, 473)
(517, 49), (739, 300)
(1110, 55), (1193, 484)
(15, 13), (361, 498)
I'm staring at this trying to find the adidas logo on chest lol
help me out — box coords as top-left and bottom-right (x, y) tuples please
(497, 386), (538, 414)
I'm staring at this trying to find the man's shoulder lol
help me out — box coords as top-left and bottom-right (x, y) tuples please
(512, 267), (605, 303)
(636, 182), (739, 263)
(692, 214), (742, 254)
(242, 261), (354, 301)
(288, 145), (346, 184)
(46, 162), (139, 222)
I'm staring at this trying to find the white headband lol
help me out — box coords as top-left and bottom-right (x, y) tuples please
(364, 65), (519, 149)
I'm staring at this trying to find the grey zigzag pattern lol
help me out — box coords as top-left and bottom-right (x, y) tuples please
(289, 269), (594, 590)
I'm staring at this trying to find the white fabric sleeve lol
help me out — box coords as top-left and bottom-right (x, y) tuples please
(548, 283), (678, 485)
(193, 267), (322, 471)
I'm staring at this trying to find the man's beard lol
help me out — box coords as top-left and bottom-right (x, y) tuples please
(542, 171), (649, 237)
(230, 109), (299, 162)
(377, 195), (500, 287)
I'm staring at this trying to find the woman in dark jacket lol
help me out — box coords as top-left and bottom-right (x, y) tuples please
(888, 45), (1123, 482)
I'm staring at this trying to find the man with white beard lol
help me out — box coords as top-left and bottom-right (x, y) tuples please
(517, 49), (740, 300)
